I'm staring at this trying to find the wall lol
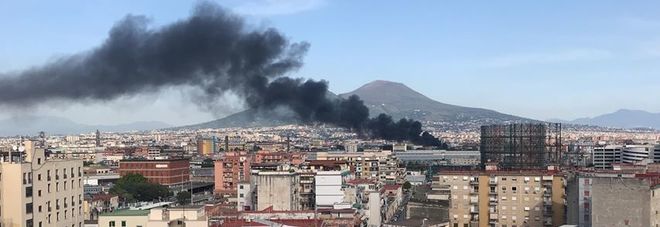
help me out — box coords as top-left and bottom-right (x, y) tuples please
(591, 178), (650, 227)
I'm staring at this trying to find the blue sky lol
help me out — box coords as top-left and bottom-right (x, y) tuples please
(2, 0), (660, 125)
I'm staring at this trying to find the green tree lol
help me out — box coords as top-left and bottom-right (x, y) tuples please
(403, 181), (412, 191)
(110, 173), (171, 202)
(176, 191), (191, 205)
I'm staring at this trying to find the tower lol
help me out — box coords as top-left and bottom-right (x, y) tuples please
(95, 129), (101, 147)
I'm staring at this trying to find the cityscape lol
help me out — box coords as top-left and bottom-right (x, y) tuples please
(1, 1), (660, 227)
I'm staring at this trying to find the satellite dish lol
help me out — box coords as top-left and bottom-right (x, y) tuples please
(12, 145), (17, 151)
(18, 146), (25, 152)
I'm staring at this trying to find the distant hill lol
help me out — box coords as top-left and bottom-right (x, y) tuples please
(181, 80), (531, 129)
(180, 108), (299, 129)
(339, 80), (527, 122)
(559, 109), (660, 129)
(0, 116), (170, 136)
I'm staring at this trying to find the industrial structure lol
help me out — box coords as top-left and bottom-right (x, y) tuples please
(480, 123), (562, 169)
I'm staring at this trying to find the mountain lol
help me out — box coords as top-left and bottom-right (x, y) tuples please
(182, 80), (530, 129)
(561, 109), (660, 129)
(0, 116), (171, 136)
(339, 80), (527, 122)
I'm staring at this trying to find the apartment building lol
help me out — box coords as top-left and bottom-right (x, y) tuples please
(312, 151), (403, 184)
(213, 152), (252, 194)
(432, 170), (565, 227)
(0, 141), (84, 227)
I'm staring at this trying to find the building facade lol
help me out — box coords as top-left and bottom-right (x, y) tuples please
(252, 171), (301, 211)
(622, 145), (655, 164)
(213, 152), (251, 194)
(592, 145), (622, 169)
(1, 141), (84, 227)
(118, 159), (190, 187)
(315, 171), (345, 209)
(433, 170), (566, 227)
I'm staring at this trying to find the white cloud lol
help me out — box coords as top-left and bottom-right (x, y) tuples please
(483, 49), (614, 68)
(232, 0), (326, 16)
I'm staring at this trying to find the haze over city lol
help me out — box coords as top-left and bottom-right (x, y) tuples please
(3, 0), (660, 126)
(1, 1), (660, 227)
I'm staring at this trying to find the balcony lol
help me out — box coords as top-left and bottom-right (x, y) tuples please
(469, 180), (479, 185)
(488, 191), (497, 196)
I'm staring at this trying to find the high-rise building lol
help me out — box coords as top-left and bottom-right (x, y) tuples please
(1, 141), (84, 227)
(196, 137), (216, 156)
(213, 152), (252, 194)
(432, 169), (566, 227)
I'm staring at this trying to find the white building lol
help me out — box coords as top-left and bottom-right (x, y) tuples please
(315, 171), (345, 209)
(622, 145), (654, 164)
(592, 145), (622, 169)
(236, 181), (253, 211)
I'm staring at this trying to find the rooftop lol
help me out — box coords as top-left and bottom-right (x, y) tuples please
(100, 209), (149, 217)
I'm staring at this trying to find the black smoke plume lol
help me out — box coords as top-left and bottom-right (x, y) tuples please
(0, 2), (444, 147)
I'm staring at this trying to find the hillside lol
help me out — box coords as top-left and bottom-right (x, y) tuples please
(562, 109), (660, 129)
(181, 80), (530, 129)
(339, 80), (526, 122)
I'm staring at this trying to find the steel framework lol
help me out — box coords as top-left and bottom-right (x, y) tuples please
(480, 123), (562, 169)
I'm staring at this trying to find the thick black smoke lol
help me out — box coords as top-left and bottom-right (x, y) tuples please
(0, 2), (308, 106)
(0, 2), (444, 147)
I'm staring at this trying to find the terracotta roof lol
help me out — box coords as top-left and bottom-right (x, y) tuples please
(346, 178), (375, 185)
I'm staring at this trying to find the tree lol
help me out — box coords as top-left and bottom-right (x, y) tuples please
(110, 173), (171, 202)
(403, 181), (412, 191)
(176, 191), (191, 205)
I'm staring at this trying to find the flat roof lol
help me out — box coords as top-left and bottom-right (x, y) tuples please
(100, 209), (149, 217)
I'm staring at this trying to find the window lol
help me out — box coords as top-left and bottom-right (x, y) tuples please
(48, 184), (51, 193)
(240, 193), (244, 198)
(26, 203), (33, 214)
(26, 186), (33, 197)
(26, 219), (33, 227)
(37, 158), (41, 165)
(121, 221), (126, 227)
(38, 174), (41, 181)
(38, 205), (42, 212)
(109, 221), (116, 227)
(38, 190), (42, 197)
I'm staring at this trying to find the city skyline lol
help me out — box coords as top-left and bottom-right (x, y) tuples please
(2, 0), (660, 126)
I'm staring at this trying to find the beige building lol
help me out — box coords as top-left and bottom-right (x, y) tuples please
(652, 185), (660, 227)
(98, 206), (208, 227)
(432, 170), (566, 227)
(252, 171), (300, 211)
(312, 151), (403, 184)
(1, 141), (84, 227)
